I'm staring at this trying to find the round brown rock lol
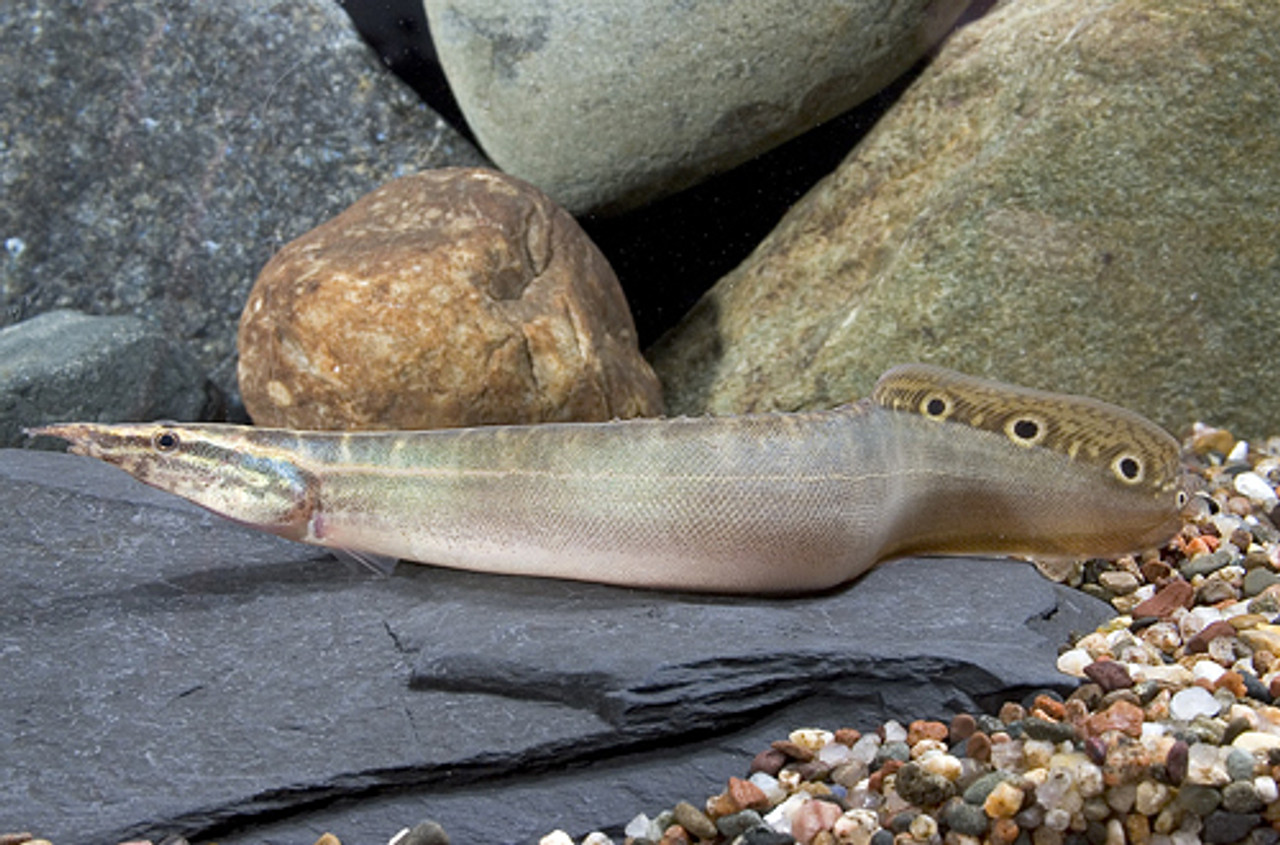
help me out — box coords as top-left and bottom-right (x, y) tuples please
(238, 168), (662, 429)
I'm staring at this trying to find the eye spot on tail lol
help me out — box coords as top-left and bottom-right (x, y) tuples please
(1004, 414), (1047, 447)
(153, 430), (180, 452)
(1111, 453), (1144, 484)
(920, 393), (954, 420)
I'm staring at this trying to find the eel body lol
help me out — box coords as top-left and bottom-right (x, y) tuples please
(28, 365), (1188, 593)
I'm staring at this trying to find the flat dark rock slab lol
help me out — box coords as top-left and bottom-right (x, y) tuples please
(0, 448), (1112, 845)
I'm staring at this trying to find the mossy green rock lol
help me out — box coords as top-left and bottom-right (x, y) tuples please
(650, 0), (1280, 438)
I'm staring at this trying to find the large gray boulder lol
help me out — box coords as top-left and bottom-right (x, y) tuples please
(648, 0), (1280, 439)
(0, 447), (1111, 844)
(0, 0), (485, 407)
(424, 0), (974, 215)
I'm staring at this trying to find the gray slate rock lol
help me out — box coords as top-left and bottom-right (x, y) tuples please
(0, 310), (211, 447)
(425, 0), (973, 215)
(0, 0), (485, 407)
(0, 448), (1112, 845)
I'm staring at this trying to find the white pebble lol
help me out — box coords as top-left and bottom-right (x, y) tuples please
(790, 727), (835, 751)
(1169, 686), (1221, 720)
(764, 793), (809, 833)
(582, 834), (614, 845)
(1056, 647), (1093, 677)
(1185, 742), (1230, 786)
(1191, 660), (1226, 684)
(624, 814), (656, 840)
(819, 741), (855, 766)
(1228, 440), (1251, 463)
(909, 813), (938, 840)
(1256, 775), (1279, 803)
(1073, 760), (1105, 797)
(1043, 807), (1072, 832)
(1170, 831), (1200, 845)
(919, 751), (964, 781)
(1135, 780), (1173, 815)
(1107, 783), (1137, 813)
(1179, 606), (1224, 639)
(882, 720), (908, 743)
(750, 771), (788, 805)
(1128, 663), (1194, 686)
(539, 831), (575, 845)
(850, 733), (881, 764)
(1233, 731), (1280, 753)
(833, 809), (879, 845)
(910, 738), (948, 759)
(1235, 471), (1278, 506)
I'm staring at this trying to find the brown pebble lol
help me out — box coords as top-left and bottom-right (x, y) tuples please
(672, 801), (717, 840)
(1191, 424), (1235, 455)
(1086, 699), (1145, 738)
(868, 758), (904, 792)
(772, 739), (815, 761)
(1165, 740), (1189, 784)
(1063, 698), (1090, 726)
(1102, 741), (1152, 787)
(1068, 682), (1106, 709)
(998, 701), (1026, 724)
(835, 727), (862, 746)
(1085, 736), (1108, 765)
(992, 817), (1020, 845)
(659, 824), (692, 845)
(1187, 619), (1239, 653)
(1140, 558), (1175, 583)
(966, 731), (992, 763)
(789, 760), (833, 781)
(0, 836), (36, 845)
(1032, 695), (1066, 720)
(705, 791), (737, 819)
(750, 747), (787, 776)
(728, 775), (769, 811)
(313, 835), (341, 845)
(1214, 670), (1247, 697)
(1270, 676), (1280, 701)
(949, 713), (977, 743)
(907, 719), (950, 745)
(1125, 811), (1152, 845)
(1131, 579), (1195, 618)
(1083, 660), (1135, 691)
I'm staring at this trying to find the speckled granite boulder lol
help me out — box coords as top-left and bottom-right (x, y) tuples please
(649, 0), (1280, 439)
(424, 0), (973, 214)
(238, 168), (662, 429)
(0, 310), (210, 447)
(0, 0), (484, 409)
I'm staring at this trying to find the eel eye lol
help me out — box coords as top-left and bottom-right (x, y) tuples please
(153, 430), (180, 452)
(1111, 453), (1144, 484)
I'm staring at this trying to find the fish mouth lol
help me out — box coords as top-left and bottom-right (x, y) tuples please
(24, 422), (115, 458)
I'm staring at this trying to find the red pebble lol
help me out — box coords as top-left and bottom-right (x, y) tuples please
(1083, 659), (1135, 691)
(750, 748), (787, 776)
(907, 719), (949, 745)
(1131, 580), (1195, 618)
(1186, 620), (1239, 653)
